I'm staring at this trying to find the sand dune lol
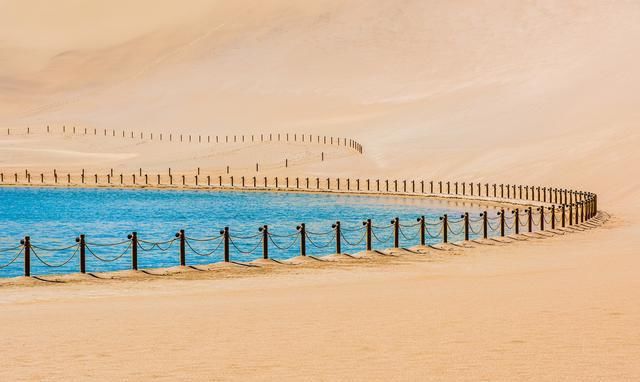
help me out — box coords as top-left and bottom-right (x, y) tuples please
(1, 1), (640, 380)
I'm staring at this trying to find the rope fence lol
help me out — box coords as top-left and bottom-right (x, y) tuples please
(0, 179), (598, 277)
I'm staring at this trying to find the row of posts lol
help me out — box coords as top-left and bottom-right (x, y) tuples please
(0, 171), (598, 207)
(16, 203), (594, 277)
(6, 126), (364, 154)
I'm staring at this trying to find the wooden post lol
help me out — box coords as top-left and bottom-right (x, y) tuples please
(482, 212), (488, 239)
(392, 217), (400, 248)
(260, 225), (269, 259)
(550, 206), (556, 230)
(441, 215), (448, 243)
(569, 204), (573, 226)
(333, 221), (341, 254)
(22, 236), (31, 277)
(297, 223), (306, 256)
(222, 227), (230, 262)
(499, 210), (505, 237)
(177, 230), (186, 266)
(528, 207), (533, 232)
(364, 219), (372, 251)
(539, 207), (545, 231)
(561, 204), (566, 227)
(513, 209), (520, 235)
(128, 232), (138, 270)
(463, 213), (469, 241)
(419, 216), (426, 246)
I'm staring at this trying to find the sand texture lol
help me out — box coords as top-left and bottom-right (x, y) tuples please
(1, 1), (640, 380)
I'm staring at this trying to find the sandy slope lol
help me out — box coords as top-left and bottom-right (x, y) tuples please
(1, 1), (640, 380)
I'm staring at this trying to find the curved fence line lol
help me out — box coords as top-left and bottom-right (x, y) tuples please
(1, 125), (364, 154)
(0, 179), (599, 278)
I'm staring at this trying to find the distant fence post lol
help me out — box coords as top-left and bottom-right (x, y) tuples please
(21, 236), (31, 277)
(297, 223), (306, 256)
(569, 204), (573, 226)
(333, 221), (341, 254)
(128, 232), (138, 270)
(259, 225), (269, 259)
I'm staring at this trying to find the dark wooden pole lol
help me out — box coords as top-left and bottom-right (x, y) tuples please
(128, 232), (138, 270)
(482, 212), (488, 239)
(76, 234), (86, 273)
(463, 213), (469, 241)
(442, 214), (448, 243)
(364, 219), (372, 251)
(260, 225), (269, 259)
(22, 236), (31, 277)
(297, 223), (306, 256)
(333, 221), (341, 254)
(178, 229), (186, 266)
(392, 217), (400, 248)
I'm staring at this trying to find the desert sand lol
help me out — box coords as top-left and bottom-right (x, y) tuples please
(1, 1), (639, 380)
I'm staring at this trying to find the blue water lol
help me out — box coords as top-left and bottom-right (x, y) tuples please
(0, 187), (498, 277)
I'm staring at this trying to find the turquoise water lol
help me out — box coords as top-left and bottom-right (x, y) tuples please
(0, 187), (495, 278)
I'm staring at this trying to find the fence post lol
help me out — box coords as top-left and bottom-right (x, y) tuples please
(463, 213), (469, 241)
(297, 223), (306, 256)
(561, 204), (566, 227)
(419, 216), (426, 246)
(528, 207), (533, 232)
(128, 232), (138, 270)
(22, 236), (31, 277)
(176, 229), (186, 266)
(333, 221), (341, 254)
(259, 225), (268, 259)
(392, 217), (400, 248)
(223, 227), (230, 262)
(441, 215), (448, 243)
(364, 219), (372, 251)
(75, 234), (86, 273)
(569, 204), (573, 226)
(550, 206), (556, 230)
(482, 212), (488, 239)
(513, 209), (520, 234)
(499, 209), (505, 237)
(538, 207), (545, 231)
